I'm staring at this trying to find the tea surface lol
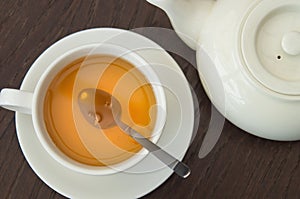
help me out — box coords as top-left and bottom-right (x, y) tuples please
(44, 55), (156, 166)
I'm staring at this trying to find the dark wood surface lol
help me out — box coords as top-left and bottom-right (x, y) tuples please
(1, 0), (300, 198)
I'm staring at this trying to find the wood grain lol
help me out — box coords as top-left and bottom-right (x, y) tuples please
(0, 0), (299, 198)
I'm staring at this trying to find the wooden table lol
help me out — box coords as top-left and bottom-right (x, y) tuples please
(1, 1), (299, 198)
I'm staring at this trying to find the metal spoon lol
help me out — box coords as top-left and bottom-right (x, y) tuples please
(78, 88), (191, 178)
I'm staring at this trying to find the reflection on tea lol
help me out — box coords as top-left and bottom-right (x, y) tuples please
(43, 55), (156, 166)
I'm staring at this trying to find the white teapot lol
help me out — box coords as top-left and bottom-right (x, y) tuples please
(147, 0), (300, 141)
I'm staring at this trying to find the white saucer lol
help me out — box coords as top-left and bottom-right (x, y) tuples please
(15, 28), (194, 198)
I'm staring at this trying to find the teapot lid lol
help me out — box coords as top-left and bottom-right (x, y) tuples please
(241, 0), (300, 96)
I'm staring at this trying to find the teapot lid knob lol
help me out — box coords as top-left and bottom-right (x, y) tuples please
(282, 31), (300, 56)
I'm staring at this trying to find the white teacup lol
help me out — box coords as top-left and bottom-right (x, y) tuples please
(0, 43), (166, 175)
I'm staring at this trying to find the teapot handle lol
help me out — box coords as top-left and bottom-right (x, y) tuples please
(0, 89), (33, 114)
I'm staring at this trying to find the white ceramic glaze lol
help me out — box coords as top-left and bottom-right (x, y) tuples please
(15, 28), (194, 198)
(282, 31), (300, 56)
(147, 0), (300, 141)
(146, 0), (215, 50)
(0, 43), (167, 175)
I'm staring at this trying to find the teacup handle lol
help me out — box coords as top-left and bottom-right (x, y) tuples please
(0, 89), (33, 114)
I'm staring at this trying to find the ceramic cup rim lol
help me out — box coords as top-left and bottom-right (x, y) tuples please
(31, 43), (167, 175)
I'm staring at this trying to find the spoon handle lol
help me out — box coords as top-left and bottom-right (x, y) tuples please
(119, 122), (191, 178)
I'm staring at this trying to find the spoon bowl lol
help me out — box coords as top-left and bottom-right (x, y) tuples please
(78, 88), (120, 129)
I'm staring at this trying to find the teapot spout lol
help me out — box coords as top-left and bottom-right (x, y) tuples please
(146, 0), (169, 9)
(147, 0), (216, 50)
